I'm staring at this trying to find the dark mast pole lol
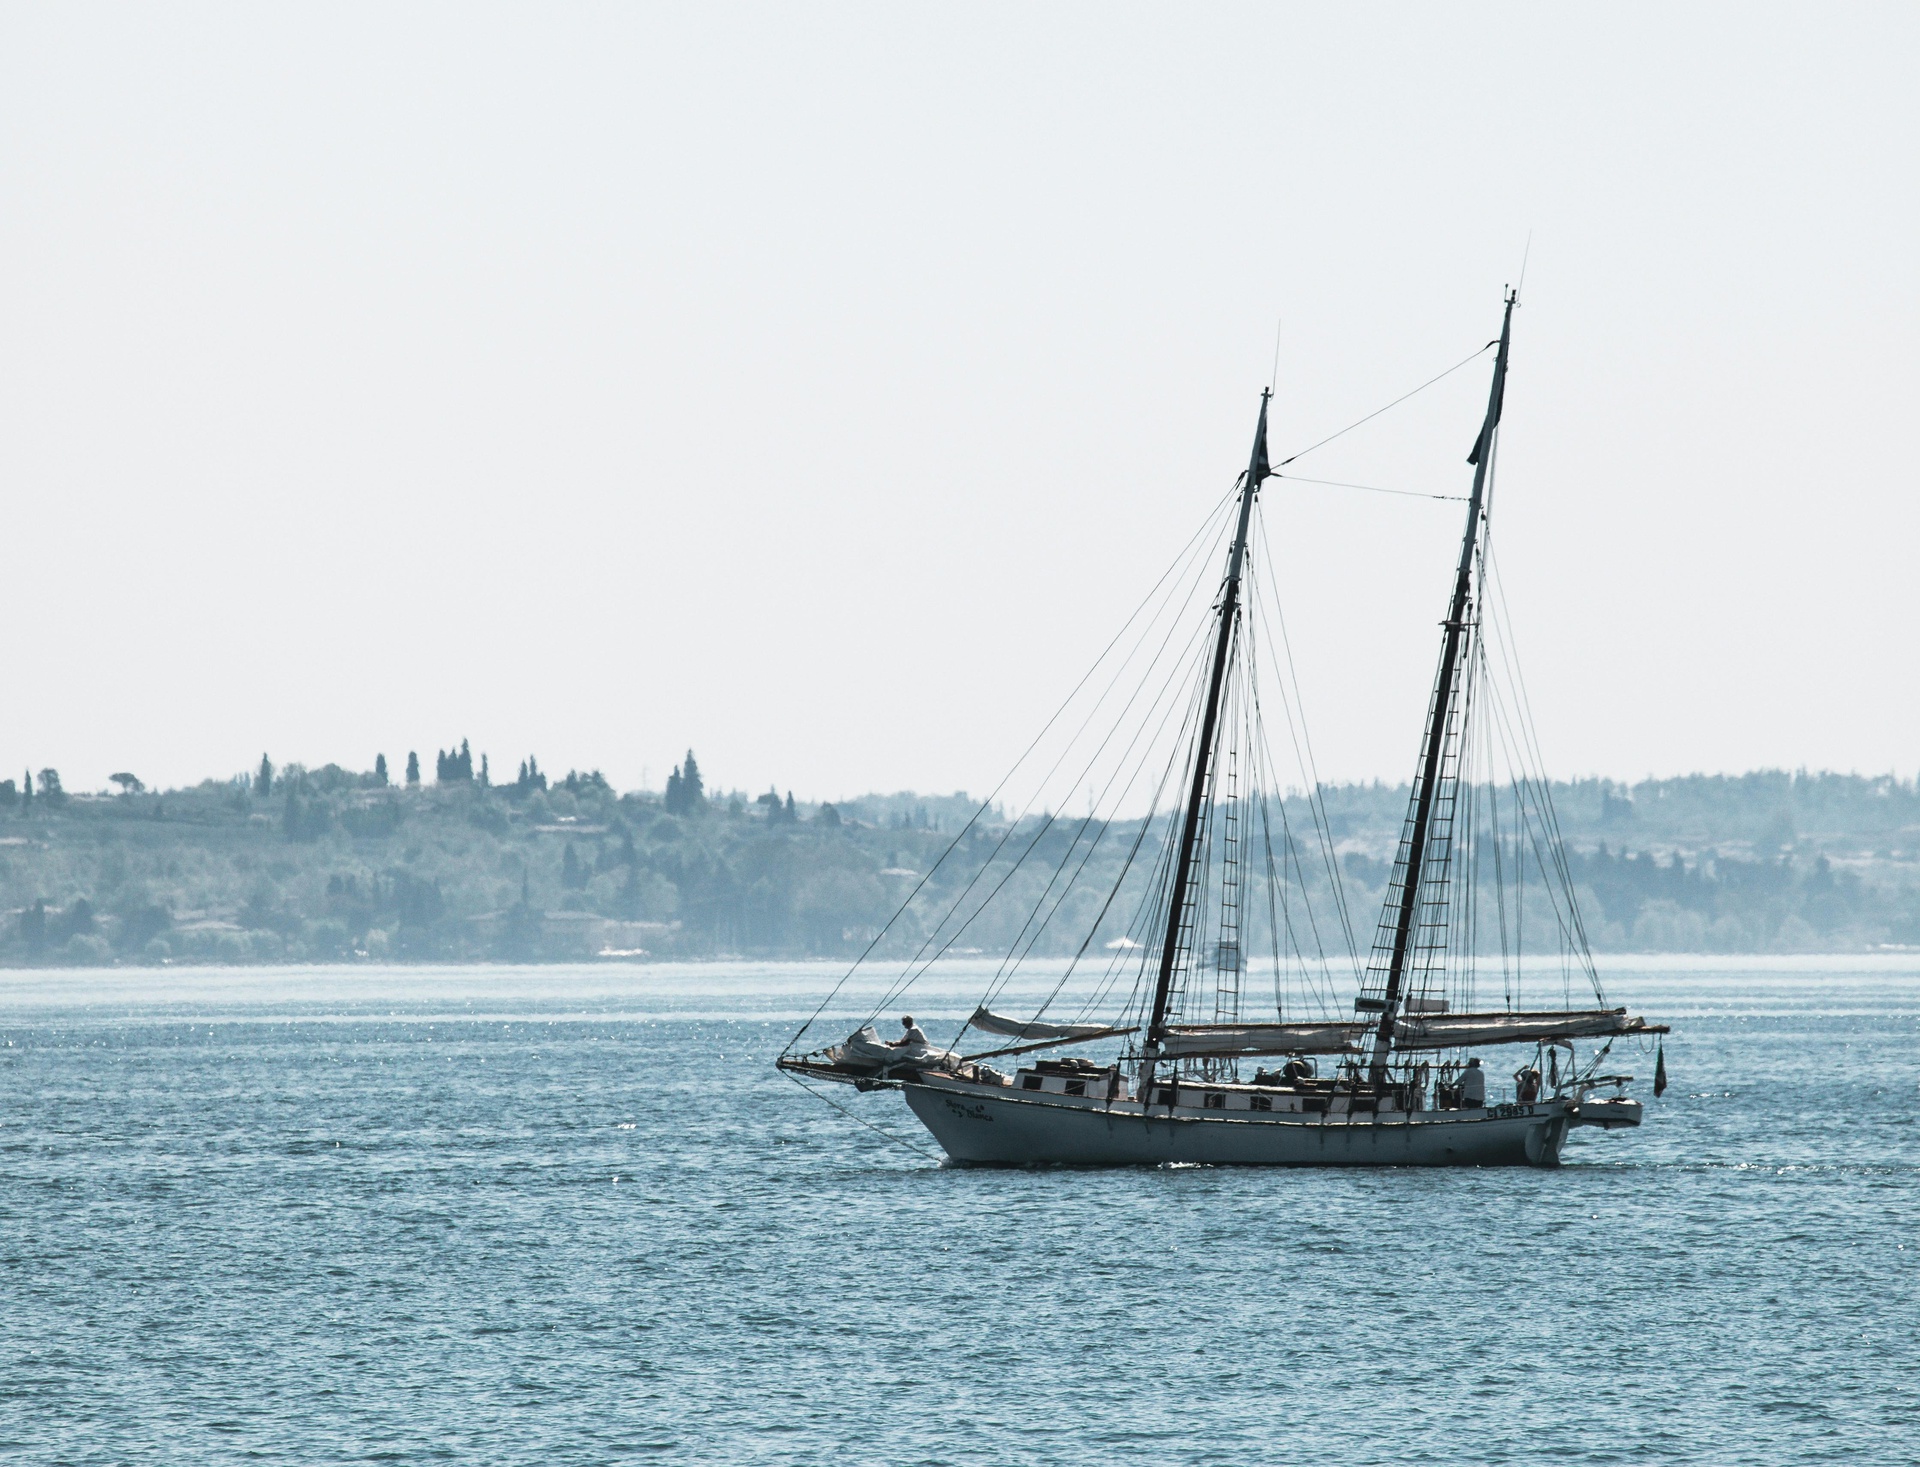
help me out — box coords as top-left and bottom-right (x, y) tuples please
(1139, 390), (1272, 1095)
(1367, 291), (1515, 1087)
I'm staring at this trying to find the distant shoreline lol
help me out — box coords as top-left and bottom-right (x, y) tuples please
(6, 947), (1920, 972)
(3, 761), (1917, 965)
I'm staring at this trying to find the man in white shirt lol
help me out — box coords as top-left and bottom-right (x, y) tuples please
(890, 1015), (930, 1049)
(1458, 1056), (1487, 1107)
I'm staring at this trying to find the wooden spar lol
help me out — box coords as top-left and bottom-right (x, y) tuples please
(1368, 292), (1516, 1087)
(961, 1027), (1139, 1062)
(1138, 391), (1272, 1095)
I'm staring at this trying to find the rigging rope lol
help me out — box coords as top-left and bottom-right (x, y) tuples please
(974, 638), (1210, 1044)
(1483, 543), (1603, 1002)
(908, 574), (1222, 1042)
(784, 327), (1614, 1095)
(1251, 511), (1362, 971)
(866, 492), (1233, 1020)
(1242, 572), (1347, 1018)
(1275, 343), (1495, 469)
(1277, 473), (1467, 503)
(782, 1070), (943, 1164)
(986, 599), (1220, 1035)
(780, 484), (1239, 1057)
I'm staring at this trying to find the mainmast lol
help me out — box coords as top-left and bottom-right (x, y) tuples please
(1139, 390), (1272, 1093)
(1366, 291), (1515, 1086)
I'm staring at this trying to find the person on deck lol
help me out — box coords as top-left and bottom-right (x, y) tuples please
(890, 1015), (929, 1049)
(1459, 1056), (1487, 1107)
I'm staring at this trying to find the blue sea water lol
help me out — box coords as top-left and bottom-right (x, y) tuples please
(1, 957), (1916, 1465)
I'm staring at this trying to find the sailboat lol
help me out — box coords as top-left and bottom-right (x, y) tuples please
(780, 292), (1666, 1167)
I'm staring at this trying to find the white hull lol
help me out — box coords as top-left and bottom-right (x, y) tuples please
(903, 1076), (1579, 1168)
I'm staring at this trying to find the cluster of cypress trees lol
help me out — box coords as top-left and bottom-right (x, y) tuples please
(435, 741), (476, 783)
(242, 745), (592, 802)
(663, 751), (704, 815)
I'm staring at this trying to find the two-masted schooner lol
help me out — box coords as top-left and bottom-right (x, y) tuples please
(780, 292), (1666, 1167)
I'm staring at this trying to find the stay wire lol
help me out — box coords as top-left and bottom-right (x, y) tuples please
(1483, 542), (1603, 1000)
(1046, 618), (1221, 1031)
(782, 481), (1239, 1055)
(1479, 673), (1585, 963)
(1045, 755), (1180, 1032)
(928, 567), (1225, 1039)
(1482, 657), (1515, 1008)
(1063, 689), (1199, 1039)
(1077, 702), (1205, 1033)
(1251, 509), (1361, 970)
(986, 614), (1220, 1038)
(1110, 668), (1218, 1033)
(1277, 474), (1466, 504)
(972, 604), (1220, 1002)
(1243, 568), (1342, 1018)
(1473, 419), (1599, 997)
(1235, 592), (1329, 1020)
(861, 488), (1238, 1028)
(1275, 343), (1496, 470)
(1241, 580), (1343, 1017)
(782, 1070), (942, 1165)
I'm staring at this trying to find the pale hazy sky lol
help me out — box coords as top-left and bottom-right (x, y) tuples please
(2, 4), (1915, 800)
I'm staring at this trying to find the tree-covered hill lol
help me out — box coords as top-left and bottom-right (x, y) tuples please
(1312, 771), (1920, 953)
(1, 753), (1917, 964)
(0, 752), (994, 966)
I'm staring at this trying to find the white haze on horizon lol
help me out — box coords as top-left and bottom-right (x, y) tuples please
(0, 3), (1915, 802)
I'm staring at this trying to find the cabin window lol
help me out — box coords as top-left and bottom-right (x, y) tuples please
(1064, 1080), (1086, 1096)
(1303, 1097), (1329, 1114)
(1250, 1095), (1272, 1111)
(1022, 1075), (1043, 1090)
(1156, 1088), (1177, 1106)
(1204, 1093), (1226, 1110)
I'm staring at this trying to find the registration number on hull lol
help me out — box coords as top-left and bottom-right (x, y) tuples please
(1484, 1103), (1537, 1120)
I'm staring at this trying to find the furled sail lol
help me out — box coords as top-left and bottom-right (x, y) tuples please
(1157, 1022), (1366, 1058)
(1390, 1008), (1664, 1051)
(968, 1007), (1115, 1042)
(1153, 1010), (1662, 1059)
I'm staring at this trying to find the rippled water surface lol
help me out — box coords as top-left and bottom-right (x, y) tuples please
(3, 958), (1916, 1464)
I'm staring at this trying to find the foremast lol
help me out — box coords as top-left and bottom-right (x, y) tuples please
(1138, 390), (1272, 1095)
(1365, 291), (1515, 1087)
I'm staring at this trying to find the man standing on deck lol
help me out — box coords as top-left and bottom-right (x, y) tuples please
(1459, 1057), (1486, 1108)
